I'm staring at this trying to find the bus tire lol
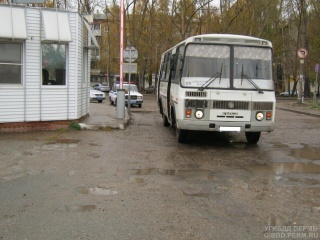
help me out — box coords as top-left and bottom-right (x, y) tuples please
(176, 128), (187, 143)
(245, 132), (261, 144)
(158, 100), (163, 115)
(163, 114), (170, 127)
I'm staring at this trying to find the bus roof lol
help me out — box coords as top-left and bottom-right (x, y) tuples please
(163, 34), (272, 55)
(186, 34), (272, 47)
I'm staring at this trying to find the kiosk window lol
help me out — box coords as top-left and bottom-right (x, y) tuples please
(42, 44), (66, 85)
(0, 43), (22, 84)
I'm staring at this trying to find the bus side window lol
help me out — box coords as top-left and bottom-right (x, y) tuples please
(165, 53), (171, 82)
(174, 46), (185, 83)
(160, 54), (167, 82)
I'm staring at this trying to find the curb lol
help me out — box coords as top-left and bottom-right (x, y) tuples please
(276, 107), (320, 118)
(79, 110), (131, 130)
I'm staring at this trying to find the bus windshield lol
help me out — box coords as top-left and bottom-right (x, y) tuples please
(180, 44), (274, 91)
(234, 46), (273, 90)
(181, 44), (230, 88)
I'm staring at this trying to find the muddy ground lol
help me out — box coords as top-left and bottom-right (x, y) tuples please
(0, 96), (319, 240)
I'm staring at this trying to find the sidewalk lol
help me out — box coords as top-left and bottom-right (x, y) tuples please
(276, 98), (320, 118)
(79, 102), (130, 130)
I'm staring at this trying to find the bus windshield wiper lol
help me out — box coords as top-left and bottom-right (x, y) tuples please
(198, 63), (223, 91)
(241, 65), (264, 94)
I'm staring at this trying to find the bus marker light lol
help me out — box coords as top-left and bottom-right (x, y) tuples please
(186, 109), (192, 118)
(266, 112), (272, 120)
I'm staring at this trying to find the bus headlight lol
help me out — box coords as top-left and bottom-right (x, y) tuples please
(256, 112), (264, 121)
(195, 110), (204, 119)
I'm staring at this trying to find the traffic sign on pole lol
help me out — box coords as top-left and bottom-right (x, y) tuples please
(297, 48), (308, 59)
(315, 63), (319, 73)
(124, 47), (138, 63)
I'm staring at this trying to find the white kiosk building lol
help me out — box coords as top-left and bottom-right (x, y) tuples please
(0, 4), (97, 131)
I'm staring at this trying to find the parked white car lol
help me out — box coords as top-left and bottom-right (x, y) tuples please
(90, 87), (105, 103)
(279, 90), (297, 97)
(109, 82), (143, 108)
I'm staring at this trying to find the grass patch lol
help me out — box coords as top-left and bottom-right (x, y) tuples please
(69, 122), (81, 131)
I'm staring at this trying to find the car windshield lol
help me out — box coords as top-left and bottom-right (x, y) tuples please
(101, 83), (108, 86)
(123, 85), (138, 92)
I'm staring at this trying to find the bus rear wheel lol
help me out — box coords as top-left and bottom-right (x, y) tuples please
(245, 132), (261, 144)
(176, 128), (187, 143)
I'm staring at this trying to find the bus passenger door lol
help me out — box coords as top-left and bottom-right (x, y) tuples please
(159, 53), (171, 123)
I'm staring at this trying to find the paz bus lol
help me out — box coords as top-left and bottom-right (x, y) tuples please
(157, 34), (275, 143)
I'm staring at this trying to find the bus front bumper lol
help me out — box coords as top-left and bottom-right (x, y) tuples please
(176, 119), (275, 132)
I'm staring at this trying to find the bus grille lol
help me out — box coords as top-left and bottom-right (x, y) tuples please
(252, 102), (273, 110)
(212, 101), (249, 110)
(185, 91), (207, 98)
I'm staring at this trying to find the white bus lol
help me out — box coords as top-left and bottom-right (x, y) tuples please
(157, 34), (275, 143)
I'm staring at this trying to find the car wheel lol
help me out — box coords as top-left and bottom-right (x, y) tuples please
(110, 98), (114, 105)
(138, 104), (142, 108)
(98, 100), (103, 103)
(245, 132), (261, 144)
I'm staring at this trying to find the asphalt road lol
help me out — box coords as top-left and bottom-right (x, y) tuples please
(0, 95), (320, 240)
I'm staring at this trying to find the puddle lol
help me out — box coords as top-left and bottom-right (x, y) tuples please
(44, 139), (80, 149)
(248, 162), (320, 175)
(65, 205), (96, 212)
(289, 145), (320, 160)
(246, 162), (320, 184)
(76, 186), (118, 196)
(129, 176), (145, 184)
(229, 142), (247, 149)
(267, 214), (291, 226)
(134, 168), (214, 180)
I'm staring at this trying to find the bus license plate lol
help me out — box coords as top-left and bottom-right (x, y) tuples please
(219, 127), (241, 132)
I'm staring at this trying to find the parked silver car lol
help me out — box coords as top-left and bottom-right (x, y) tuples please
(90, 87), (105, 103)
(92, 83), (110, 92)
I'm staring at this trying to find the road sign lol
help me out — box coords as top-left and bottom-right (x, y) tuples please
(124, 63), (137, 73)
(315, 63), (319, 73)
(297, 48), (308, 59)
(124, 46), (138, 63)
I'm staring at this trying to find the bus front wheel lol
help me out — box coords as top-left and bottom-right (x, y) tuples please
(176, 128), (187, 143)
(245, 132), (261, 144)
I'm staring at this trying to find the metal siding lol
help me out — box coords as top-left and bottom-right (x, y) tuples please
(0, 89), (25, 123)
(25, 8), (41, 121)
(0, 6), (87, 124)
(68, 13), (78, 120)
